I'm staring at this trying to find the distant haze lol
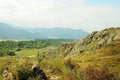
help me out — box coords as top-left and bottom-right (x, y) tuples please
(0, 0), (120, 32)
(0, 22), (88, 39)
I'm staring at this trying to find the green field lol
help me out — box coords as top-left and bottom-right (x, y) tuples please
(15, 49), (46, 56)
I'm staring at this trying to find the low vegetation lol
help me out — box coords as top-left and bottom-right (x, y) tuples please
(0, 28), (120, 80)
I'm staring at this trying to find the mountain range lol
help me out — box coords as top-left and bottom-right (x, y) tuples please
(0, 22), (88, 39)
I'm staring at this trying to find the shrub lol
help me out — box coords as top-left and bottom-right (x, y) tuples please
(7, 51), (16, 56)
(80, 66), (120, 80)
(17, 68), (33, 80)
(0, 50), (16, 56)
(64, 58), (75, 70)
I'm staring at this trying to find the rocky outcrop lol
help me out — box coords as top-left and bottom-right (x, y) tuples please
(2, 69), (16, 80)
(46, 27), (120, 58)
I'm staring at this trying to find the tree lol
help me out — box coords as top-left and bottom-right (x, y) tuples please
(7, 51), (16, 56)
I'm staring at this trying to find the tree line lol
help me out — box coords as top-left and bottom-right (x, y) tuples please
(0, 39), (73, 56)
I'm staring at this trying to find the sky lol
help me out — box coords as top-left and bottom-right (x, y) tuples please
(0, 0), (120, 32)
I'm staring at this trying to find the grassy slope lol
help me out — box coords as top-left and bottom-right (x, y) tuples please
(73, 40), (120, 72)
(40, 40), (120, 79)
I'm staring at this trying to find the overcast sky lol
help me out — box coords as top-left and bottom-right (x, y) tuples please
(0, 0), (120, 32)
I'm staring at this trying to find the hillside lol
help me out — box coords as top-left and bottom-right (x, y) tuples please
(41, 27), (120, 79)
(37, 27), (120, 80)
(0, 22), (88, 39)
(46, 27), (120, 58)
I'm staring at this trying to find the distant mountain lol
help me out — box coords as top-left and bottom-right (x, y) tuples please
(0, 22), (88, 39)
(0, 22), (44, 39)
(27, 28), (88, 39)
(0, 22), (30, 39)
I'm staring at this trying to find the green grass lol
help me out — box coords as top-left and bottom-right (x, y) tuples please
(15, 49), (46, 56)
(0, 75), (2, 80)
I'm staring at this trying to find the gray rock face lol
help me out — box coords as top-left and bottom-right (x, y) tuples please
(46, 27), (120, 58)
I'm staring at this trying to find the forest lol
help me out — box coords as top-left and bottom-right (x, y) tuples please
(0, 39), (73, 56)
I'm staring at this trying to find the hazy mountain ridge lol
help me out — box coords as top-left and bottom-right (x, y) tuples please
(0, 22), (36, 39)
(46, 27), (120, 58)
(0, 22), (88, 39)
(27, 28), (88, 39)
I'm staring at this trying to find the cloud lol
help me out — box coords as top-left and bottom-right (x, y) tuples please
(0, 0), (120, 32)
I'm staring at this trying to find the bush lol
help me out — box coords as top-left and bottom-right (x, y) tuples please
(17, 68), (33, 80)
(7, 51), (16, 56)
(64, 59), (75, 70)
(0, 49), (16, 56)
(80, 66), (120, 80)
(15, 48), (21, 51)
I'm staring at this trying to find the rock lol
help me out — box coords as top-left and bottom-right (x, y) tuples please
(2, 69), (15, 80)
(45, 27), (120, 58)
(2, 70), (8, 78)
(7, 72), (15, 80)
